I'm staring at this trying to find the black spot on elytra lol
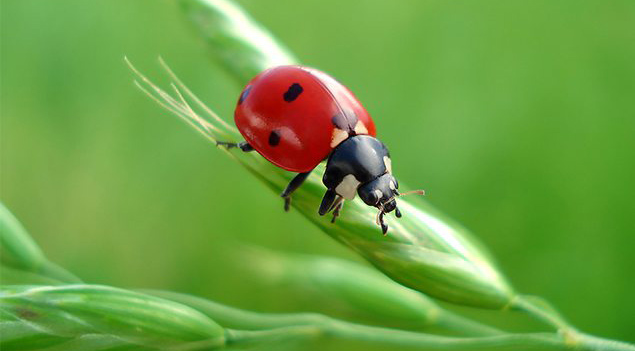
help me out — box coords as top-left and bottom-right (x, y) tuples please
(238, 86), (252, 104)
(283, 83), (303, 102)
(268, 130), (281, 146)
(331, 110), (359, 133)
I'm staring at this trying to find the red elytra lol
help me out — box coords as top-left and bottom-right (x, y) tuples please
(234, 65), (376, 173)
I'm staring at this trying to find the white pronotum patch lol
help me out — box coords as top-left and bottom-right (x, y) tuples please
(384, 156), (392, 173)
(335, 174), (361, 200)
(330, 128), (349, 148)
(354, 121), (368, 134)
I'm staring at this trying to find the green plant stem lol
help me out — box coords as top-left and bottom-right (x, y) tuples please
(146, 290), (346, 329)
(434, 309), (503, 336)
(229, 324), (635, 351)
(227, 326), (565, 350)
(576, 334), (635, 351)
(225, 326), (321, 347)
(513, 296), (635, 351)
(149, 290), (500, 337)
(149, 291), (635, 351)
(323, 325), (564, 350)
(513, 295), (571, 331)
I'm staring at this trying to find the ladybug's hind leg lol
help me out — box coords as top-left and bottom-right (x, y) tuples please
(281, 171), (312, 211)
(216, 140), (254, 152)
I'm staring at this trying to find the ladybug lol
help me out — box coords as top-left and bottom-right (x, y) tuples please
(218, 65), (405, 234)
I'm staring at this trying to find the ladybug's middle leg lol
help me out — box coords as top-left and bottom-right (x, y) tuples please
(281, 171), (312, 211)
(216, 140), (254, 152)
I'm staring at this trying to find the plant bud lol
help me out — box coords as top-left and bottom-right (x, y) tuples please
(0, 285), (226, 349)
(248, 172), (516, 309)
(251, 251), (440, 325)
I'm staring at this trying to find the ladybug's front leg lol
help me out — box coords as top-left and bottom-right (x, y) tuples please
(318, 189), (337, 216)
(330, 197), (344, 223)
(216, 140), (254, 152)
(281, 171), (312, 211)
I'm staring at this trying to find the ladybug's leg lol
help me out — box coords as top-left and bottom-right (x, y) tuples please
(330, 197), (344, 223)
(216, 141), (254, 152)
(318, 189), (337, 216)
(378, 211), (389, 235)
(281, 171), (312, 211)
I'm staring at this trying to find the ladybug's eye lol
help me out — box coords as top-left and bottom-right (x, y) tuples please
(368, 191), (379, 204)
(358, 184), (380, 207)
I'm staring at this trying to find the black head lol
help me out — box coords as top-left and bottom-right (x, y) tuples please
(322, 135), (405, 234)
(358, 173), (400, 214)
(358, 173), (401, 235)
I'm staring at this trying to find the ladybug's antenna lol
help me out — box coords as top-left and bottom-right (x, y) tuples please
(382, 189), (426, 210)
(398, 189), (426, 198)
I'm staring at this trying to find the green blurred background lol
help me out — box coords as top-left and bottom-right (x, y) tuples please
(2, 0), (634, 347)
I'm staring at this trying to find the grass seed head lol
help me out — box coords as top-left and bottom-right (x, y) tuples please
(249, 250), (441, 325)
(130, 0), (516, 309)
(1, 285), (226, 349)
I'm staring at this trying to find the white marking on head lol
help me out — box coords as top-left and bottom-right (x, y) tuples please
(331, 128), (349, 148)
(335, 174), (360, 200)
(354, 121), (368, 134)
(374, 189), (383, 201)
(389, 180), (396, 190)
(384, 156), (392, 174)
